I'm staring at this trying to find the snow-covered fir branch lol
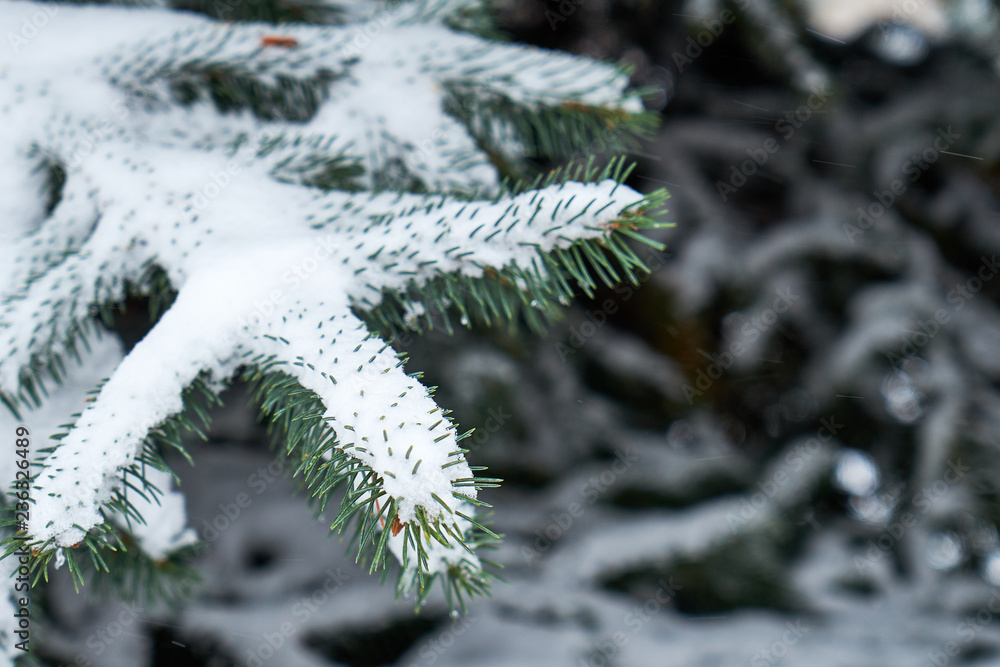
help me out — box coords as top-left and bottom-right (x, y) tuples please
(0, 0), (668, 616)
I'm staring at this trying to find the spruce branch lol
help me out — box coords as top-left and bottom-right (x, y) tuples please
(0, 0), (671, 609)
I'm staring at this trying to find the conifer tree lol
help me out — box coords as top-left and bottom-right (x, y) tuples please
(0, 0), (667, 657)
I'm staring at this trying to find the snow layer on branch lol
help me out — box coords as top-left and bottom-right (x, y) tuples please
(323, 181), (647, 298)
(0, 332), (196, 561)
(0, 0), (652, 581)
(20, 167), (642, 552)
(0, 103), (646, 564)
